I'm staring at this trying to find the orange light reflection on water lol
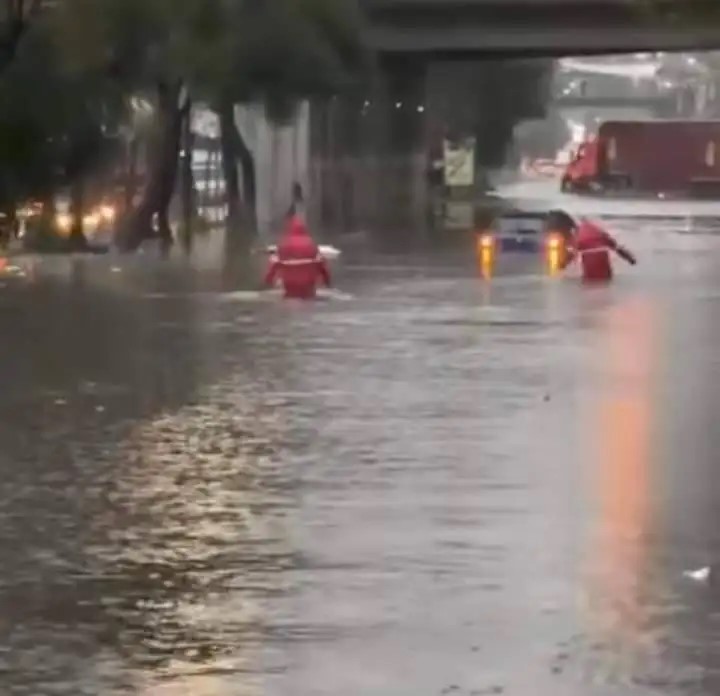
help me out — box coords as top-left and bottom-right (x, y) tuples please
(546, 247), (562, 277)
(587, 298), (658, 651)
(477, 247), (494, 280)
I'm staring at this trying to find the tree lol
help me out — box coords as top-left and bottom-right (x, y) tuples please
(52, 0), (189, 249)
(0, 4), (126, 249)
(0, 0), (44, 74)
(52, 0), (365, 252)
(183, 0), (367, 244)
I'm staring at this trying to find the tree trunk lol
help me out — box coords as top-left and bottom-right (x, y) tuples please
(219, 101), (241, 227)
(117, 80), (187, 252)
(235, 123), (257, 231)
(218, 100), (257, 245)
(41, 192), (55, 222)
(68, 178), (88, 250)
(0, 0), (40, 76)
(1, 205), (14, 249)
(32, 190), (56, 249)
(124, 136), (138, 215)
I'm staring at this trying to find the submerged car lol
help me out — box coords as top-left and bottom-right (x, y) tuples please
(475, 209), (570, 278)
(478, 210), (567, 254)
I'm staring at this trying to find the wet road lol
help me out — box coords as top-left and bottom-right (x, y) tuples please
(2, 219), (720, 696)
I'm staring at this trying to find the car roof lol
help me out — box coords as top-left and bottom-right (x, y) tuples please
(493, 212), (546, 236)
(499, 210), (546, 219)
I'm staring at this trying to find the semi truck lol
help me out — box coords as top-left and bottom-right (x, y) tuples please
(561, 120), (720, 197)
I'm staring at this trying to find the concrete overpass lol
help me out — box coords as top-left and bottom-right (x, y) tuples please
(311, 1), (720, 243)
(363, 0), (720, 57)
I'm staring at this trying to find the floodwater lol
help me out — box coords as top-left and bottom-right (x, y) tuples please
(497, 178), (720, 221)
(2, 216), (720, 696)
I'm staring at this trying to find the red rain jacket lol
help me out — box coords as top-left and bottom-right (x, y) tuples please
(264, 217), (331, 298)
(564, 219), (636, 282)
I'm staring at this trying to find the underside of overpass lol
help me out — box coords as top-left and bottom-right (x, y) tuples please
(362, 0), (720, 57)
(311, 2), (720, 245)
(312, 56), (552, 244)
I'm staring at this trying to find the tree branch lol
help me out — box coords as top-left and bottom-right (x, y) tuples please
(0, 0), (43, 74)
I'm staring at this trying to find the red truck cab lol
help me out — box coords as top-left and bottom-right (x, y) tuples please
(561, 138), (601, 193)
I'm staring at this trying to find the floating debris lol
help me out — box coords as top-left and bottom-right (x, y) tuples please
(683, 566), (712, 583)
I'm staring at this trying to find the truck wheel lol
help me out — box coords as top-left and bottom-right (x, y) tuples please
(561, 178), (573, 193)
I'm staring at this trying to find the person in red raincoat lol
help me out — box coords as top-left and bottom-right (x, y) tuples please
(264, 215), (331, 298)
(554, 212), (637, 282)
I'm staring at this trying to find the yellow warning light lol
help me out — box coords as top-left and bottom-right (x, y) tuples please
(479, 233), (494, 251)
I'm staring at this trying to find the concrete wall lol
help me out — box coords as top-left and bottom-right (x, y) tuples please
(234, 103), (311, 241)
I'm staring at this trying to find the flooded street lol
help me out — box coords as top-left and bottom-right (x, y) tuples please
(3, 214), (720, 696)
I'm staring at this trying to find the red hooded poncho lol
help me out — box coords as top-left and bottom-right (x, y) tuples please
(264, 216), (331, 298)
(570, 219), (620, 282)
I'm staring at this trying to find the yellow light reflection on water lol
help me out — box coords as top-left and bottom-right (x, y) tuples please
(545, 232), (566, 277)
(103, 368), (291, 696)
(479, 249), (494, 280)
(476, 234), (495, 280)
(587, 298), (658, 658)
(137, 666), (263, 696)
(546, 247), (562, 277)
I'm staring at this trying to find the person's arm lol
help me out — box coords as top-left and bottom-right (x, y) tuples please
(317, 256), (331, 287)
(615, 245), (637, 265)
(264, 255), (280, 286)
(559, 246), (577, 271)
(604, 232), (636, 265)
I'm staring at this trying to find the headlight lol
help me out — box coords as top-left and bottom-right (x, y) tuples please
(547, 234), (563, 251)
(100, 205), (115, 223)
(84, 213), (99, 229)
(56, 213), (72, 232)
(478, 233), (494, 251)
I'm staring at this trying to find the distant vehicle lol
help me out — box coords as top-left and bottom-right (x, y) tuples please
(54, 196), (116, 239)
(561, 120), (720, 197)
(475, 209), (568, 278)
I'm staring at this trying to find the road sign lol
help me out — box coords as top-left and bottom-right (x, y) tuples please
(443, 138), (475, 187)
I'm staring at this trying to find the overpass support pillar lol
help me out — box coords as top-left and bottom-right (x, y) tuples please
(365, 57), (430, 246)
(311, 58), (550, 244)
(309, 58), (430, 246)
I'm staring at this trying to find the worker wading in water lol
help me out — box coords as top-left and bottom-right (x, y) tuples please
(264, 215), (331, 299)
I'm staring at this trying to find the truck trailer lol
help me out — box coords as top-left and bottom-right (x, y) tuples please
(561, 120), (720, 197)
